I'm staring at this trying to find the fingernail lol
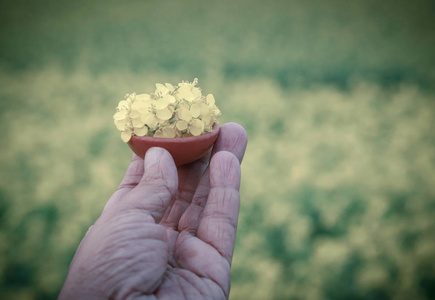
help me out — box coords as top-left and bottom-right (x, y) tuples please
(145, 147), (164, 170)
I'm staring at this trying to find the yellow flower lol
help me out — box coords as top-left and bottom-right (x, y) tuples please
(206, 94), (215, 106)
(176, 120), (189, 131)
(177, 104), (193, 121)
(113, 110), (128, 121)
(190, 103), (201, 118)
(154, 94), (175, 110)
(134, 126), (148, 137)
(156, 107), (172, 120)
(114, 118), (129, 131)
(162, 126), (176, 138)
(131, 117), (145, 128)
(155, 83), (170, 96)
(121, 128), (133, 143)
(154, 125), (176, 138)
(189, 119), (205, 136)
(113, 78), (221, 141)
(113, 101), (131, 131)
(116, 100), (130, 110)
(177, 85), (195, 102)
(141, 113), (158, 129)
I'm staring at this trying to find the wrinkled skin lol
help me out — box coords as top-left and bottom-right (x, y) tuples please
(59, 123), (248, 300)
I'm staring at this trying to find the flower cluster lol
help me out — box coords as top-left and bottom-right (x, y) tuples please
(113, 78), (221, 142)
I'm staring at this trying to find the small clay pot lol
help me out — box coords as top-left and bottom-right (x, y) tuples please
(128, 124), (220, 166)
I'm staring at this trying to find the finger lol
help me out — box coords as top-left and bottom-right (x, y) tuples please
(159, 150), (211, 228)
(196, 151), (241, 265)
(116, 154), (144, 194)
(211, 122), (248, 161)
(101, 153), (145, 214)
(178, 123), (247, 232)
(161, 122), (247, 228)
(116, 147), (178, 223)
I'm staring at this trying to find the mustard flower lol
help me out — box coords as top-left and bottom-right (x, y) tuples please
(113, 78), (221, 142)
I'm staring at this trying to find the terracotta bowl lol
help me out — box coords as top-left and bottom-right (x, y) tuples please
(127, 124), (220, 166)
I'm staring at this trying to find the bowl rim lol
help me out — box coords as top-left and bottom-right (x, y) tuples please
(129, 123), (220, 143)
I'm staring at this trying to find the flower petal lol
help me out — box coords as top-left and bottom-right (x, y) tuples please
(156, 83), (169, 96)
(177, 85), (195, 102)
(131, 101), (151, 111)
(142, 114), (158, 129)
(132, 117), (145, 128)
(114, 119), (128, 131)
(189, 119), (204, 136)
(176, 120), (188, 131)
(156, 118), (169, 127)
(134, 126), (148, 136)
(199, 103), (210, 115)
(213, 107), (221, 116)
(117, 100), (130, 110)
(156, 108), (172, 120)
(153, 129), (164, 138)
(201, 113), (212, 126)
(114, 110), (128, 120)
(206, 94), (215, 106)
(162, 126), (176, 138)
(165, 83), (175, 93)
(178, 106), (192, 121)
(121, 128), (133, 143)
(129, 109), (141, 119)
(190, 103), (201, 118)
(154, 98), (170, 110)
(192, 87), (202, 100)
(162, 94), (176, 104)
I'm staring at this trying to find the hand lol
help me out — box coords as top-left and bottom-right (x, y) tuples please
(59, 123), (248, 300)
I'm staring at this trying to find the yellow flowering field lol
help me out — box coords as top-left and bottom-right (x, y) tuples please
(1, 68), (434, 299)
(1, 0), (435, 299)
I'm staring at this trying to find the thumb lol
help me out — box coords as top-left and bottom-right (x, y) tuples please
(124, 147), (178, 223)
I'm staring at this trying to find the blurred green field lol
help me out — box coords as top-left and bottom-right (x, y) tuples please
(1, 0), (435, 299)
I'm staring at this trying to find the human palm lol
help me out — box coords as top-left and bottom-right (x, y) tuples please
(60, 123), (248, 299)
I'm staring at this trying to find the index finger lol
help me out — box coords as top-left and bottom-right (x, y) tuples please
(178, 123), (248, 233)
(161, 123), (247, 228)
(196, 151), (241, 265)
(117, 153), (144, 194)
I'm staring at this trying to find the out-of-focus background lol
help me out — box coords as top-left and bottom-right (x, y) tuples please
(1, 0), (435, 299)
